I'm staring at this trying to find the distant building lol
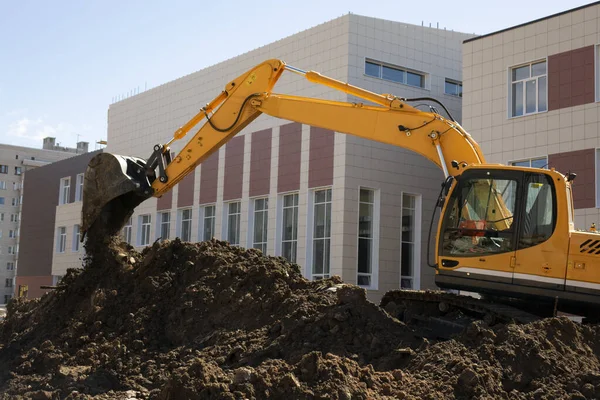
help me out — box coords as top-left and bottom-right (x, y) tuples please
(0, 138), (86, 304)
(15, 150), (99, 300)
(43, 137), (89, 154)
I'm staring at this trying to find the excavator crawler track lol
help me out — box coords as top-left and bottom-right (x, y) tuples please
(380, 290), (541, 339)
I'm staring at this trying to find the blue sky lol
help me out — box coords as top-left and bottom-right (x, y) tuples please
(0, 0), (591, 150)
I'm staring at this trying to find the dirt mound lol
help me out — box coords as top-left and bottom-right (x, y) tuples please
(2, 238), (600, 399)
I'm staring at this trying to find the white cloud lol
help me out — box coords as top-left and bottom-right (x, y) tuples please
(6, 118), (78, 144)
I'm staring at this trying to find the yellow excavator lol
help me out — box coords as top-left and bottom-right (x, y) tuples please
(80, 59), (600, 330)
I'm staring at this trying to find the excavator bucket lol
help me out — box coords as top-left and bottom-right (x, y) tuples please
(81, 152), (154, 239)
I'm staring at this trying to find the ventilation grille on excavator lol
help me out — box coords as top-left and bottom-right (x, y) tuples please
(579, 239), (600, 254)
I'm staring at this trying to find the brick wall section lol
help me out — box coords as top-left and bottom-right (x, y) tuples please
(157, 191), (172, 210)
(223, 136), (244, 201)
(548, 45), (595, 111)
(249, 129), (272, 197)
(18, 150), (101, 296)
(199, 152), (218, 204)
(548, 148), (595, 209)
(308, 126), (334, 188)
(176, 170), (195, 208)
(278, 123), (302, 193)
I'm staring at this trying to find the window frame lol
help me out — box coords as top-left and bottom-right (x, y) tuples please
(75, 173), (84, 202)
(0, 165), (7, 174)
(357, 187), (380, 290)
(57, 226), (67, 253)
(364, 58), (427, 89)
(139, 214), (151, 246)
(508, 156), (548, 169)
(508, 59), (548, 118)
(59, 177), (71, 205)
(199, 204), (216, 241)
(309, 187), (332, 280)
(14, 167), (21, 176)
(122, 217), (133, 244)
(277, 192), (300, 263)
(157, 211), (171, 241)
(400, 193), (422, 290)
(72, 225), (81, 252)
(178, 208), (193, 242)
(249, 197), (269, 254)
(224, 201), (241, 246)
(444, 79), (463, 97)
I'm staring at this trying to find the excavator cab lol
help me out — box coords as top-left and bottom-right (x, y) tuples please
(435, 166), (567, 303)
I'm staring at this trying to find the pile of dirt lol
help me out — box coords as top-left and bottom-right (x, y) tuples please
(2, 238), (600, 399)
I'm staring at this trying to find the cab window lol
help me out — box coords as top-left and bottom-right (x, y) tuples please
(441, 178), (517, 256)
(519, 174), (555, 249)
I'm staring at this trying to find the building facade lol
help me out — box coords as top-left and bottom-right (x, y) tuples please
(0, 139), (87, 304)
(48, 14), (473, 302)
(462, 2), (600, 231)
(16, 150), (98, 300)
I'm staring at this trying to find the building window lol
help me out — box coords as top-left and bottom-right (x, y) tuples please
(179, 209), (192, 242)
(7, 262), (14, 271)
(59, 177), (70, 205)
(401, 194), (418, 289)
(57, 227), (66, 253)
(122, 217), (132, 244)
(0, 181), (5, 190)
(509, 157), (548, 169)
(12, 182), (18, 190)
(312, 188), (332, 280)
(281, 193), (299, 263)
(0, 213), (3, 221)
(5, 278), (13, 288)
(75, 173), (84, 202)
(365, 59), (425, 88)
(0, 165), (7, 174)
(8, 230), (15, 238)
(14, 167), (22, 175)
(445, 79), (463, 97)
(201, 205), (216, 241)
(226, 202), (241, 245)
(252, 198), (268, 253)
(10, 213), (17, 222)
(139, 214), (151, 246)
(72, 225), (80, 251)
(510, 60), (547, 117)
(11, 198), (18, 206)
(0, 197), (4, 205)
(358, 188), (377, 287)
(157, 211), (170, 240)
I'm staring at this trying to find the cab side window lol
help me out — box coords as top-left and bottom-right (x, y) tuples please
(519, 174), (555, 249)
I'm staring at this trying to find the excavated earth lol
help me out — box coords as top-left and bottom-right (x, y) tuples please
(1, 236), (600, 399)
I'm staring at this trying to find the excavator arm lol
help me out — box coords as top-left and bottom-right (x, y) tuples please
(81, 59), (485, 236)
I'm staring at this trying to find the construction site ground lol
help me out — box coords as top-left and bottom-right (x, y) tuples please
(2, 237), (600, 399)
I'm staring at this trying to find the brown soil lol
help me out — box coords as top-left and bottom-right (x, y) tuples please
(1, 237), (600, 399)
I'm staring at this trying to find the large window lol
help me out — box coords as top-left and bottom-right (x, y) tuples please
(510, 60), (547, 117)
(0, 165), (7, 174)
(401, 194), (418, 289)
(0, 181), (6, 190)
(14, 167), (21, 175)
(252, 198), (268, 253)
(179, 209), (192, 242)
(139, 214), (151, 246)
(510, 157), (547, 169)
(445, 79), (463, 97)
(281, 193), (299, 263)
(365, 60), (425, 88)
(7, 262), (14, 271)
(5, 278), (12, 288)
(158, 211), (171, 240)
(75, 173), (84, 202)
(72, 225), (80, 251)
(312, 188), (332, 280)
(201, 205), (216, 241)
(59, 177), (70, 205)
(122, 217), (132, 244)
(358, 189), (376, 287)
(226, 202), (241, 245)
(57, 227), (66, 253)
(441, 177), (517, 257)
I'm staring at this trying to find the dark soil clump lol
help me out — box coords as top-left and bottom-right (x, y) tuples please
(2, 238), (600, 399)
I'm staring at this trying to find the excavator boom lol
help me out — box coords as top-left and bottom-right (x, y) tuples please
(81, 59), (484, 236)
